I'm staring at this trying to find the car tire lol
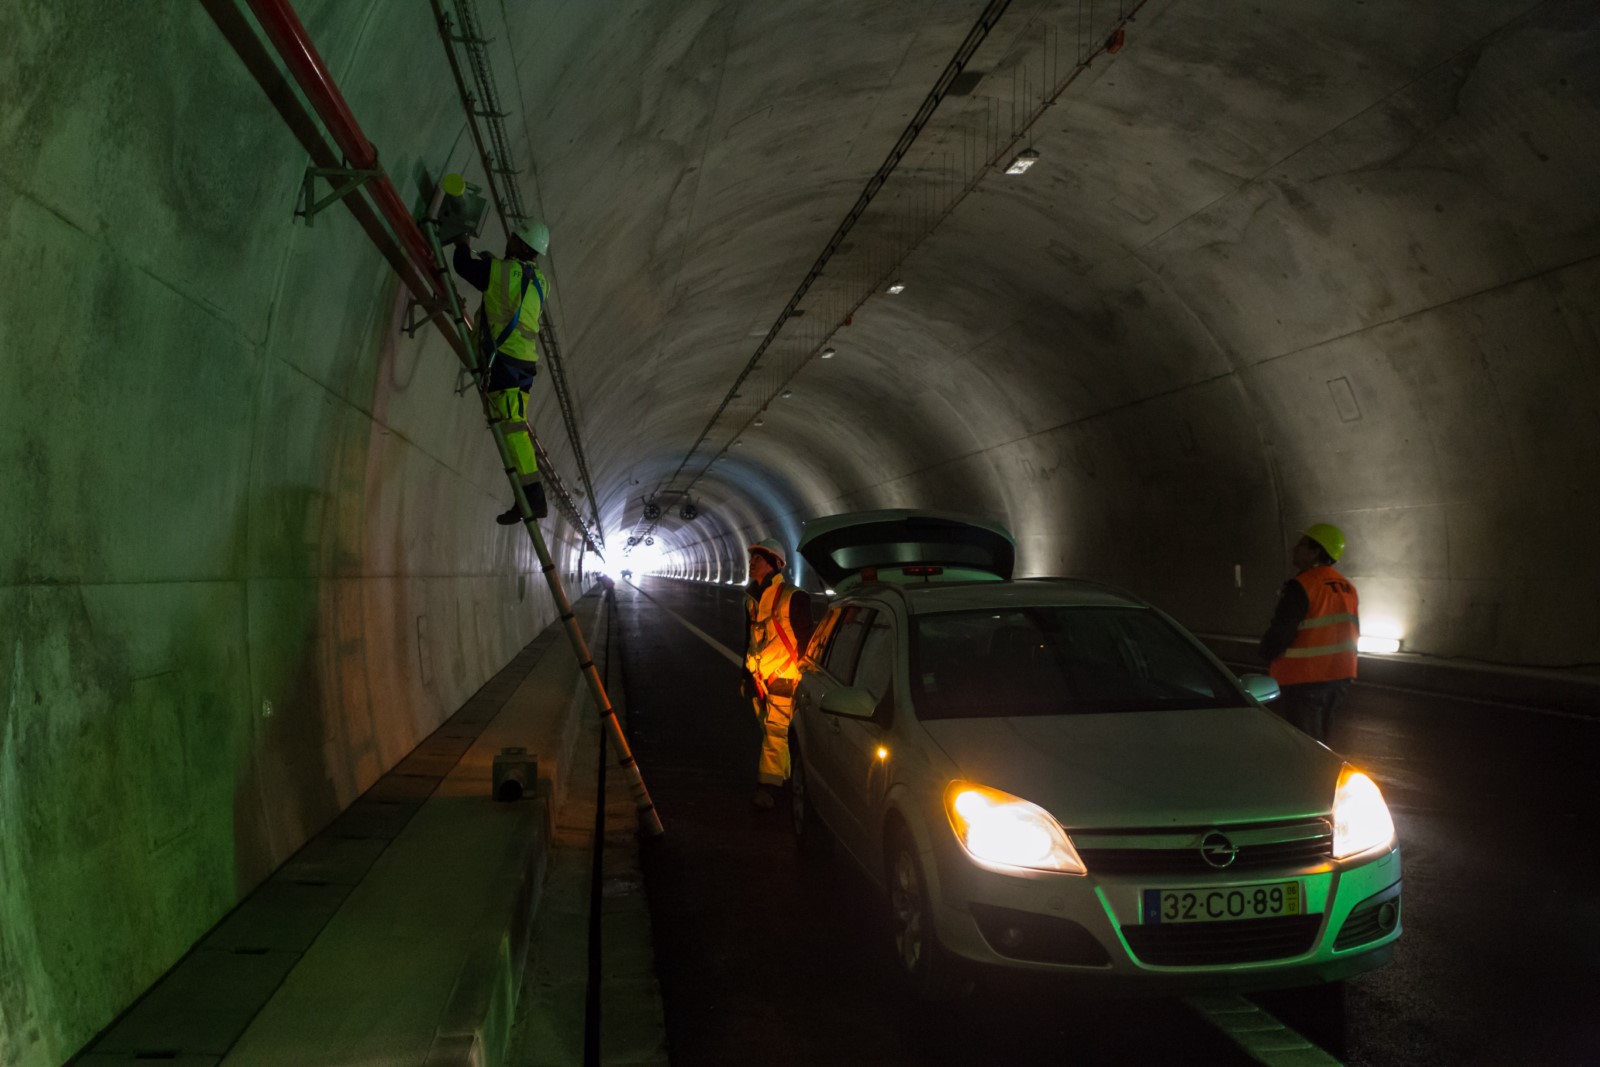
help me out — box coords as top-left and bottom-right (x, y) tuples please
(884, 826), (969, 1002)
(789, 734), (830, 856)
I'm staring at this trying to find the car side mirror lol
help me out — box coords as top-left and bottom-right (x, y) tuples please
(819, 686), (877, 719)
(1240, 673), (1280, 704)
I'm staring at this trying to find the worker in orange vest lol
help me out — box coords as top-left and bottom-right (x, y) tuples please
(1259, 523), (1360, 744)
(743, 539), (813, 809)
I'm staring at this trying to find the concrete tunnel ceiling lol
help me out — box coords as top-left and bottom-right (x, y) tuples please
(531, 0), (1600, 665)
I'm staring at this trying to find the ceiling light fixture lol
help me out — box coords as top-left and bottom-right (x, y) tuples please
(886, 281), (905, 295)
(1005, 148), (1039, 175)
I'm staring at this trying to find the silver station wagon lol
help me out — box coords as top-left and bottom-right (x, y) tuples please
(788, 510), (1401, 999)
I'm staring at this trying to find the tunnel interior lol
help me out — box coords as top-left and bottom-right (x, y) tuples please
(2, 0), (1597, 1061)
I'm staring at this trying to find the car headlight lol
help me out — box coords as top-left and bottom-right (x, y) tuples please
(1332, 766), (1396, 859)
(943, 782), (1086, 875)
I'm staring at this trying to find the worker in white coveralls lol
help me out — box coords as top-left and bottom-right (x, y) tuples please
(451, 219), (550, 525)
(743, 539), (814, 810)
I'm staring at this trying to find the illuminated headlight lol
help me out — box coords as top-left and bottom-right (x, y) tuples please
(944, 782), (1086, 875)
(1332, 766), (1396, 859)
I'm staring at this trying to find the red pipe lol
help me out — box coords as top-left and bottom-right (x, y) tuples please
(244, 0), (445, 293)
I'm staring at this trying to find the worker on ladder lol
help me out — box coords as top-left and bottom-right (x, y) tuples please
(452, 219), (551, 523)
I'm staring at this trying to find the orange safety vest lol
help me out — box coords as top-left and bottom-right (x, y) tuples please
(1270, 565), (1360, 686)
(745, 575), (802, 692)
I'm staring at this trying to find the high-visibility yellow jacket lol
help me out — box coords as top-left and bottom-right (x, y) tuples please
(483, 258), (545, 364)
(746, 575), (803, 693)
(1270, 565), (1360, 686)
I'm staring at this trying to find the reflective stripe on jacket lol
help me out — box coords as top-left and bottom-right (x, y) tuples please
(745, 575), (802, 689)
(1270, 565), (1359, 686)
(484, 259), (545, 363)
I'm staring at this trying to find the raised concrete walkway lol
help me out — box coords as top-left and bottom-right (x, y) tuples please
(77, 590), (665, 1066)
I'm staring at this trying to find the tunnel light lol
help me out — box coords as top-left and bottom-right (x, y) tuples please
(820, 347), (836, 359)
(754, 416), (765, 426)
(823, 588), (835, 596)
(734, 439), (744, 446)
(1357, 617), (1404, 655)
(781, 389), (793, 399)
(1005, 148), (1040, 175)
(886, 281), (906, 295)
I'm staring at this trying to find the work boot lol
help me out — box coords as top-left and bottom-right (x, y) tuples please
(496, 482), (547, 525)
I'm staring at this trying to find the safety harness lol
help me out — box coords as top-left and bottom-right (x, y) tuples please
(481, 260), (544, 377)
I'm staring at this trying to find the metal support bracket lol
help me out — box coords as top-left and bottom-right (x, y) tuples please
(402, 298), (437, 338)
(296, 165), (383, 225)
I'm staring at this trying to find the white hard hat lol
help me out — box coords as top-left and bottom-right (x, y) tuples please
(748, 538), (787, 570)
(514, 219), (550, 255)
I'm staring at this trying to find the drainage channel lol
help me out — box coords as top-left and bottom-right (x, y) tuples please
(520, 586), (664, 1067)
(582, 593), (615, 1065)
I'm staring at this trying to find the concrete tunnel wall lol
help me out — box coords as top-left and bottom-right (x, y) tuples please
(0, 3), (597, 1062)
(2, 0), (1598, 1062)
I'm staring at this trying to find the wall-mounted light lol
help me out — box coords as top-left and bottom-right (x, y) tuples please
(1356, 618), (1404, 655)
(820, 347), (836, 359)
(781, 389), (793, 399)
(886, 281), (906, 295)
(734, 439), (744, 446)
(754, 416), (765, 426)
(1005, 148), (1040, 175)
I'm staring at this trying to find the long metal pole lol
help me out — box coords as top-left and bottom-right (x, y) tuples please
(219, 0), (662, 835)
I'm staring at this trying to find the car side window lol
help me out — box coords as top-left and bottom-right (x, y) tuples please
(805, 606), (843, 664)
(822, 606), (876, 684)
(852, 618), (897, 727)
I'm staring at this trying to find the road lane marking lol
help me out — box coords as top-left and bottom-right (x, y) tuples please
(1185, 995), (1342, 1066)
(626, 580), (744, 668)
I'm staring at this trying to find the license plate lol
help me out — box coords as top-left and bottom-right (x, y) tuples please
(1142, 881), (1302, 924)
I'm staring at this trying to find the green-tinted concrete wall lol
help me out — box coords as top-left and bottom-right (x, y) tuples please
(0, 3), (592, 1062)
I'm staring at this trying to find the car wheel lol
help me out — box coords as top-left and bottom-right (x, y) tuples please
(885, 827), (969, 1002)
(789, 735), (830, 855)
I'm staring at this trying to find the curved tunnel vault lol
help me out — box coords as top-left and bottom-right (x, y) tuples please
(1, 0), (1597, 1062)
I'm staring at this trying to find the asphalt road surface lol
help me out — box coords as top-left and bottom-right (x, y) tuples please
(613, 576), (1598, 1066)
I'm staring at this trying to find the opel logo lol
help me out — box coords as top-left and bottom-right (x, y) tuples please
(1200, 831), (1239, 869)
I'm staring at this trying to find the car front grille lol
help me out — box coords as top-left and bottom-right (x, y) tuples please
(1122, 914), (1323, 966)
(1074, 818), (1333, 876)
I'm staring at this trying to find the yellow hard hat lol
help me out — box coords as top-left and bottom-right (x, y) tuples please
(1302, 523), (1346, 562)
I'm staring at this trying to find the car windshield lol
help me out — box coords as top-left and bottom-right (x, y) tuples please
(909, 606), (1242, 720)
